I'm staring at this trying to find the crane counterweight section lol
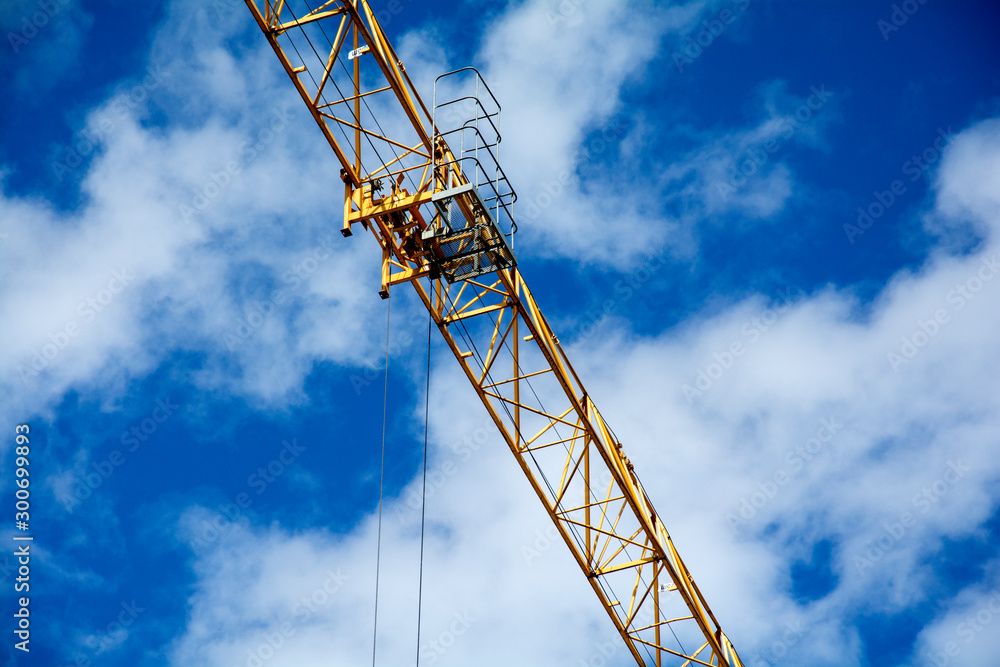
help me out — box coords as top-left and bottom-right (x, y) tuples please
(243, 1), (746, 665)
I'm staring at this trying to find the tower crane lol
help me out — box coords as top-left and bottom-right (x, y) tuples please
(243, 2), (746, 665)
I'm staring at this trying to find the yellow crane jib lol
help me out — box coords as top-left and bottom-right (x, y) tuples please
(244, 1), (745, 665)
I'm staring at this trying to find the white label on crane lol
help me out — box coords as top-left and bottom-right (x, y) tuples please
(348, 46), (370, 60)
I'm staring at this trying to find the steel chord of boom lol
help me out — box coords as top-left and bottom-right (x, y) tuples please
(244, 2), (745, 665)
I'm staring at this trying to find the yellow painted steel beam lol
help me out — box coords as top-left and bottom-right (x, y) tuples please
(244, 2), (746, 665)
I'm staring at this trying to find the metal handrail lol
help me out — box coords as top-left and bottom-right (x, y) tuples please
(435, 153), (518, 237)
(432, 67), (517, 240)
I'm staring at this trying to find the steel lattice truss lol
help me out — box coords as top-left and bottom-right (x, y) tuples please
(244, 1), (745, 665)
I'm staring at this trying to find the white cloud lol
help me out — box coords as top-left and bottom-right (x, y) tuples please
(929, 117), (1000, 244)
(389, 1), (836, 269)
(3, 2), (998, 664)
(660, 80), (838, 228)
(563, 120), (1000, 662)
(471, 0), (701, 267)
(167, 114), (1000, 666)
(0, 3), (417, 421)
(169, 432), (632, 666)
(909, 563), (1000, 667)
(0, 0), (93, 92)
(0, 0), (797, 427)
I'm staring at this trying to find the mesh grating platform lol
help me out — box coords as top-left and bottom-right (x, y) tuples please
(426, 183), (516, 282)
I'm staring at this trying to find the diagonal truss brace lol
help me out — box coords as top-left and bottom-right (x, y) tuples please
(245, 2), (746, 665)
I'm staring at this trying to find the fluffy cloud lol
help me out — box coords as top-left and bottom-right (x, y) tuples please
(169, 416), (628, 666)
(909, 564), (1000, 667)
(0, 0), (786, 419)
(473, 0), (700, 266)
(929, 117), (1000, 243)
(0, 0), (93, 92)
(167, 112), (1000, 665)
(4, 1), (998, 665)
(571, 117), (1000, 663)
(661, 80), (838, 224)
(0, 2), (406, 422)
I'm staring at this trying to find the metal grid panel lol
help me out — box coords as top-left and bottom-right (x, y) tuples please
(436, 221), (516, 282)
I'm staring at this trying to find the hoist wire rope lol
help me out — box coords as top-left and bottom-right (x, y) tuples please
(285, 1), (394, 184)
(414, 300), (433, 666)
(290, 3), (683, 657)
(370, 295), (390, 667)
(281, 3), (687, 662)
(278, 6), (359, 170)
(303, 0), (423, 197)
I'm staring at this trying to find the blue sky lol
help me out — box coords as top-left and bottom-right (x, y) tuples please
(2, 0), (1000, 665)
